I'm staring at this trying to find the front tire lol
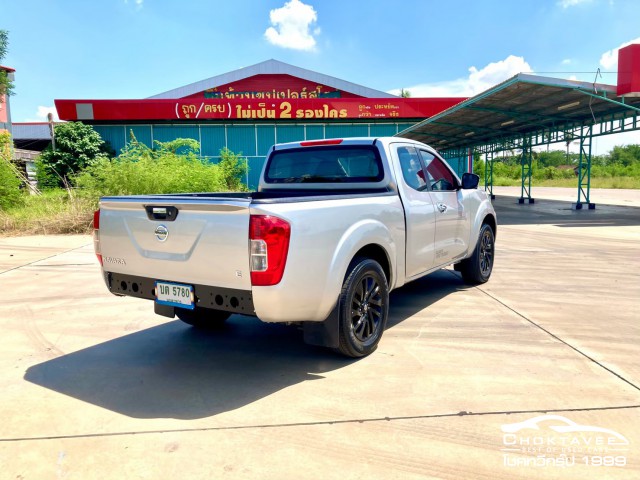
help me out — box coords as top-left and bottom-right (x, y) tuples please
(336, 258), (389, 358)
(176, 307), (231, 329)
(458, 223), (495, 285)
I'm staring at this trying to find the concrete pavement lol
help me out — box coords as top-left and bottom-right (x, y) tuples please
(0, 189), (639, 479)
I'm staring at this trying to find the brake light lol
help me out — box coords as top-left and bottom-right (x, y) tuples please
(249, 215), (290, 286)
(93, 209), (103, 266)
(299, 139), (343, 147)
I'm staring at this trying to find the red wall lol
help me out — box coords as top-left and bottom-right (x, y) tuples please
(0, 94), (8, 125)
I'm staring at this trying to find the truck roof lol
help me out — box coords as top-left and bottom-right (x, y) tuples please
(259, 137), (437, 192)
(271, 136), (434, 151)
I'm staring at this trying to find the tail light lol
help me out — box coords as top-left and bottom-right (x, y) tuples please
(299, 139), (343, 147)
(249, 215), (290, 286)
(93, 209), (103, 266)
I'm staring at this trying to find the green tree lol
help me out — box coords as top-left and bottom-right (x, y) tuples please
(537, 150), (569, 167)
(400, 88), (411, 98)
(609, 144), (640, 166)
(37, 122), (111, 187)
(0, 30), (14, 101)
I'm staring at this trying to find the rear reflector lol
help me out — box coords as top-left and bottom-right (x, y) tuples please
(300, 139), (343, 147)
(249, 215), (290, 286)
(93, 209), (102, 266)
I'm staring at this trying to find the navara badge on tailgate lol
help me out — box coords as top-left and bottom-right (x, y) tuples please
(155, 225), (169, 242)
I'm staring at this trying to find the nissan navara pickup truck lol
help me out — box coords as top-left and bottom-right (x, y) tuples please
(93, 137), (496, 357)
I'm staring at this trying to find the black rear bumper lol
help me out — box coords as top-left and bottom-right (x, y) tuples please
(105, 272), (255, 316)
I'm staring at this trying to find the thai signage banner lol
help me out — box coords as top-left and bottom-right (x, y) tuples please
(55, 97), (464, 122)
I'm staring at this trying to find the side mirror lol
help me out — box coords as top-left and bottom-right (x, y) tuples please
(461, 172), (480, 189)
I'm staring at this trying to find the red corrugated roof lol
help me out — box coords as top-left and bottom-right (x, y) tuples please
(0, 65), (15, 72)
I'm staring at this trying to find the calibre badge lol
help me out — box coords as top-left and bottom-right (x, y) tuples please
(103, 256), (126, 265)
(155, 225), (169, 242)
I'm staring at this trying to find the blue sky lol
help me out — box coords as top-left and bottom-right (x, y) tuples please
(3, 0), (640, 153)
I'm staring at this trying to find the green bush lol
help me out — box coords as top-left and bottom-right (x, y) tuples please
(533, 166), (572, 180)
(75, 136), (248, 199)
(0, 160), (23, 210)
(473, 159), (485, 179)
(34, 157), (62, 190)
(0, 131), (23, 210)
(492, 162), (521, 180)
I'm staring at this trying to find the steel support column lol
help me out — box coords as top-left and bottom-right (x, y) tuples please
(484, 152), (495, 200)
(573, 125), (596, 210)
(518, 137), (534, 204)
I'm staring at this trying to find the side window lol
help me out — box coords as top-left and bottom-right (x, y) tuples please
(419, 150), (457, 191)
(397, 146), (427, 191)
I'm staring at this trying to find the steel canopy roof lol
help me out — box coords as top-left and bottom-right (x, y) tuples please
(396, 73), (640, 152)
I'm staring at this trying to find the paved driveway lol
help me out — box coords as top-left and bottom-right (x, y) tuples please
(1, 190), (639, 479)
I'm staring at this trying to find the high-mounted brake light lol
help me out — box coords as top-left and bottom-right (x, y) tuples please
(249, 215), (290, 286)
(299, 139), (343, 147)
(93, 209), (103, 266)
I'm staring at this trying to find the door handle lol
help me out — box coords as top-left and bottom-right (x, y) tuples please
(437, 203), (447, 213)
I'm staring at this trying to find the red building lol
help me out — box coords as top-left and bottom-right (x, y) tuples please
(0, 65), (15, 132)
(56, 60), (464, 187)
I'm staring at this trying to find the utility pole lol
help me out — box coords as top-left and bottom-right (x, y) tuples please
(48, 112), (56, 151)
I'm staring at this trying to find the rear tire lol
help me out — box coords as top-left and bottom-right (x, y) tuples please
(336, 258), (389, 358)
(176, 307), (231, 329)
(458, 223), (495, 285)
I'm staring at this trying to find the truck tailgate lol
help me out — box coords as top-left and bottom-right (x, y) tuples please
(99, 196), (252, 290)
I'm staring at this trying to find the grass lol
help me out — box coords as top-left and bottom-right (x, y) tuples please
(1, 146), (249, 236)
(0, 190), (96, 236)
(1, 175), (639, 237)
(492, 176), (640, 189)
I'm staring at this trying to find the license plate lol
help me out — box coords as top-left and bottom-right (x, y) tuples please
(155, 281), (195, 309)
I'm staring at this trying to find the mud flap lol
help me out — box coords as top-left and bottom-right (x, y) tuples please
(154, 302), (175, 319)
(303, 302), (340, 349)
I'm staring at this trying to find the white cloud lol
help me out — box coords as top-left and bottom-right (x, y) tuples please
(23, 106), (59, 122)
(390, 55), (532, 98)
(562, 58), (572, 65)
(558, 0), (592, 8)
(600, 37), (640, 70)
(264, 0), (319, 51)
(124, 0), (143, 10)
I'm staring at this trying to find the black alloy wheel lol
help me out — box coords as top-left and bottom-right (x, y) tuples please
(350, 274), (384, 343)
(337, 258), (389, 357)
(458, 222), (495, 285)
(479, 225), (494, 278)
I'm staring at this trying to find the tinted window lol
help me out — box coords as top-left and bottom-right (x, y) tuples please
(265, 146), (383, 183)
(397, 146), (427, 191)
(419, 150), (458, 191)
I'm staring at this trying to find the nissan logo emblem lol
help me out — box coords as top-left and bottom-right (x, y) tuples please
(155, 225), (169, 242)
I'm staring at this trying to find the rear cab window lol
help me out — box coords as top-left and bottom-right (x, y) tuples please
(265, 146), (384, 184)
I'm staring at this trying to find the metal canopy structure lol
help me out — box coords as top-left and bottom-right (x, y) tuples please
(397, 73), (640, 208)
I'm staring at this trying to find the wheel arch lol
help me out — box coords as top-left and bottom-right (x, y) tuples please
(483, 213), (497, 239)
(349, 244), (392, 287)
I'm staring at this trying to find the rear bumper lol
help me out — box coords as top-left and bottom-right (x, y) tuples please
(104, 271), (255, 316)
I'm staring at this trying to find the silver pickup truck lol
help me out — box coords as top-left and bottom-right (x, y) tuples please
(93, 137), (496, 357)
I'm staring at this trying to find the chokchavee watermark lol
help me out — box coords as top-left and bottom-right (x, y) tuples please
(500, 414), (629, 468)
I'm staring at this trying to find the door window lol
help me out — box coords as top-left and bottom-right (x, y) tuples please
(419, 150), (458, 191)
(397, 146), (427, 191)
